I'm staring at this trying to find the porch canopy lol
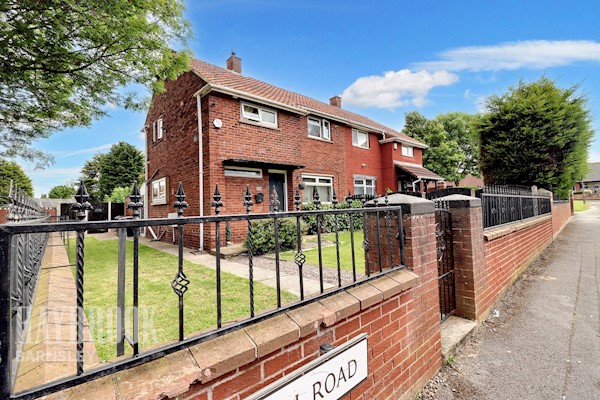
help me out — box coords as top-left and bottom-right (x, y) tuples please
(222, 158), (305, 170)
(394, 161), (444, 191)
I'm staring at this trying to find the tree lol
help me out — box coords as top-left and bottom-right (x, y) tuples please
(48, 184), (76, 199)
(478, 77), (593, 197)
(1, 1), (191, 167)
(403, 112), (464, 184)
(80, 153), (108, 201)
(98, 142), (144, 199)
(0, 160), (33, 203)
(435, 112), (480, 180)
(104, 187), (130, 203)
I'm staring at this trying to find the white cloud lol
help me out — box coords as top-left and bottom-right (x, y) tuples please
(342, 69), (459, 109)
(57, 143), (114, 158)
(415, 40), (600, 72)
(589, 149), (600, 162)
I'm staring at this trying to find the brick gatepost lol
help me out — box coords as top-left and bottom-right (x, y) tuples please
(436, 194), (485, 321)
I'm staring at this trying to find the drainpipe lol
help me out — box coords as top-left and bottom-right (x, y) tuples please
(196, 93), (204, 251)
(412, 177), (422, 192)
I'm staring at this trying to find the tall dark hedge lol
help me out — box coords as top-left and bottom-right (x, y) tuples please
(478, 78), (593, 197)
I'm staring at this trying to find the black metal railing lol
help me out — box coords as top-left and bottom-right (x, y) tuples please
(475, 185), (552, 229)
(426, 187), (474, 200)
(0, 181), (50, 394)
(0, 181), (404, 399)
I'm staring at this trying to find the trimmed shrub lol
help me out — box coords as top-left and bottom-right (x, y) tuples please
(301, 200), (364, 234)
(244, 218), (298, 255)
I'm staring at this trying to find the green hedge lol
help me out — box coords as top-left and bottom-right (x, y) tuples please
(300, 200), (364, 235)
(244, 218), (298, 255)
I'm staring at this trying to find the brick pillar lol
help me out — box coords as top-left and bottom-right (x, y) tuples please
(437, 194), (485, 321)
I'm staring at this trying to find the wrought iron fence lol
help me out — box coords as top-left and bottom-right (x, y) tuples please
(0, 181), (405, 399)
(0, 181), (50, 395)
(475, 185), (552, 229)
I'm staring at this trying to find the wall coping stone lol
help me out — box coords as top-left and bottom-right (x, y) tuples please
(436, 194), (482, 208)
(46, 272), (419, 399)
(346, 283), (384, 309)
(365, 193), (435, 215)
(483, 214), (551, 241)
(189, 329), (257, 383)
(244, 314), (300, 358)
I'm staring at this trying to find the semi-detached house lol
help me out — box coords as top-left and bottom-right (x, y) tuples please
(144, 52), (443, 250)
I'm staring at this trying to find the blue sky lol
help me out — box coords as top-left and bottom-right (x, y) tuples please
(23, 0), (600, 196)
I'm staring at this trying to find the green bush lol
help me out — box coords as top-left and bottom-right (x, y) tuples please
(244, 218), (298, 255)
(301, 200), (364, 235)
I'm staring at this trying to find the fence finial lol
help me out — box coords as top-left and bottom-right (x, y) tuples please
(243, 185), (253, 213)
(211, 184), (223, 215)
(332, 187), (338, 208)
(128, 180), (143, 219)
(312, 186), (321, 210)
(293, 188), (301, 211)
(72, 180), (92, 221)
(173, 182), (188, 217)
(270, 185), (280, 212)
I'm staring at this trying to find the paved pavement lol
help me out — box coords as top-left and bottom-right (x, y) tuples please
(426, 201), (600, 400)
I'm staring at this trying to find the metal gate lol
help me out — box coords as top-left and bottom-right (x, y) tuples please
(435, 203), (455, 321)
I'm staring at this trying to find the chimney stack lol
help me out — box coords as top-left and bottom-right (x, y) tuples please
(226, 51), (242, 74)
(329, 95), (342, 108)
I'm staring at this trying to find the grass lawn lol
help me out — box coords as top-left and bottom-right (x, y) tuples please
(280, 231), (365, 272)
(574, 200), (590, 212)
(69, 237), (295, 361)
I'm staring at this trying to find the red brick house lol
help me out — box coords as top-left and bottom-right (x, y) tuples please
(144, 53), (442, 250)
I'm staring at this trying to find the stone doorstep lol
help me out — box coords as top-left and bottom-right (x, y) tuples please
(440, 316), (478, 361)
(212, 243), (247, 258)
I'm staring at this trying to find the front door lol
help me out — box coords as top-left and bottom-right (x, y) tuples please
(268, 172), (286, 211)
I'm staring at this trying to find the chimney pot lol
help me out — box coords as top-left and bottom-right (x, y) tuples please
(226, 51), (242, 74)
(329, 95), (342, 108)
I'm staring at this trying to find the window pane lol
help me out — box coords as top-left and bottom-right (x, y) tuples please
(261, 110), (276, 124)
(243, 105), (260, 120)
(302, 177), (316, 183)
(354, 186), (365, 195)
(317, 177), (332, 184)
(366, 186), (374, 195)
(322, 121), (330, 139)
(354, 179), (363, 185)
(366, 179), (373, 186)
(317, 186), (330, 202)
(357, 132), (368, 148)
(352, 130), (358, 145)
(308, 123), (321, 137)
(302, 185), (315, 202)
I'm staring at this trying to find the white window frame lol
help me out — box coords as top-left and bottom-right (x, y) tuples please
(353, 176), (377, 196)
(402, 145), (414, 157)
(307, 117), (331, 140)
(157, 117), (164, 140)
(151, 177), (167, 205)
(224, 166), (263, 178)
(302, 174), (334, 203)
(352, 129), (369, 149)
(240, 102), (278, 127)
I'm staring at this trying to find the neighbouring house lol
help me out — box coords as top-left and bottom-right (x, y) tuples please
(144, 52), (443, 250)
(574, 162), (600, 193)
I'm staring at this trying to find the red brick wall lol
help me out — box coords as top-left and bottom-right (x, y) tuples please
(145, 71), (204, 248)
(552, 201), (572, 236)
(480, 218), (553, 319)
(182, 209), (441, 400)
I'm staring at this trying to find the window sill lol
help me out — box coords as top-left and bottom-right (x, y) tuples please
(352, 144), (370, 150)
(239, 119), (281, 131)
(307, 136), (333, 144)
(152, 199), (168, 206)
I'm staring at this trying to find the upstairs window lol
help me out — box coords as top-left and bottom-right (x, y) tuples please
(151, 177), (167, 205)
(307, 117), (331, 140)
(302, 175), (333, 202)
(241, 102), (277, 127)
(157, 117), (164, 140)
(352, 129), (369, 149)
(401, 145), (414, 157)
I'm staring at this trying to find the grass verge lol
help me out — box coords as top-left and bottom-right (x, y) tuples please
(69, 236), (296, 361)
(573, 200), (590, 212)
